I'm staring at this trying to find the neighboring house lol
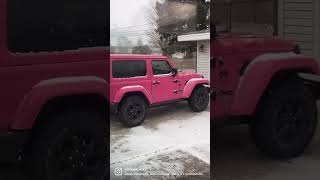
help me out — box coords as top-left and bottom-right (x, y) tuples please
(178, 29), (210, 80)
(172, 52), (185, 59)
(110, 46), (134, 54)
(215, 0), (320, 60)
(110, 45), (162, 54)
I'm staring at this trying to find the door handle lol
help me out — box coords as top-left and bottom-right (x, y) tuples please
(153, 80), (160, 85)
(219, 70), (228, 79)
(217, 57), (224, 66)
(173, 79), (180, 83)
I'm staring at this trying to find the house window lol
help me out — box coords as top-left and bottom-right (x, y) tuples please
(199, 44), (205, 52)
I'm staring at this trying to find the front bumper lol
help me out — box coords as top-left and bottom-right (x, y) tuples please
(298, 73), (320, 99)
(110, 103), (119, 114)
(0, 131), (29, 163)
(202, 84), (212, 94)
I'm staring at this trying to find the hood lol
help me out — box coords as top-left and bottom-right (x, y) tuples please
(215, 32), (297, 55)
(178, 71), (203, 79)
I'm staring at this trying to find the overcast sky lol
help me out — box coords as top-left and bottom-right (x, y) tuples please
(110, 0), (210, 46)
(110, 0), (153, 46)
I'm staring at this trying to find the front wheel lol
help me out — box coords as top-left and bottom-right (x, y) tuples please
(188, 86), (209, 112)
(119, 96), (147, 127)
(251, 79), (318, 158)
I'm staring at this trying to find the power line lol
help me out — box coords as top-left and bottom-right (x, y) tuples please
(111, 29), (185, 35)
(111, 23), (153, 30)
(111, 33), (153, 37)
(111, 29), (153, 32)
(111, 29), (153, 34)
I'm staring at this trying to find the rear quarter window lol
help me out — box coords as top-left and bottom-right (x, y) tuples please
(7, 0), (107, 53)
(112, 60), (146, 78)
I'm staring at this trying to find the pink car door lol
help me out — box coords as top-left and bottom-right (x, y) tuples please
(151, 60), (179, 102)
(211, 40), (228, 118)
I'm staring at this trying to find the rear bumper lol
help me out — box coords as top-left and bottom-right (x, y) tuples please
(298, 73), (320, 84)
(0, 131), (29, 163)
(202, 84), (215, 100)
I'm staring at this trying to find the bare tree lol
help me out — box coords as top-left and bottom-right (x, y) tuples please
(146, 0), (208, 56)
(145, 0), (162, 52)
(146, 0), (198, 56)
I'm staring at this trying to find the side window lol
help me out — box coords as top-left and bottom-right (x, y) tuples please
(152, 60), (172, 75)
(7, 0), (107, 53)
(112, 60), (146, 78)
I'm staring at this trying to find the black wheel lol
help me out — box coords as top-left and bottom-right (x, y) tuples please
(25, 111), (106, 180)
(119, 96), (147, 127)
(251, 78), (318, 158)
(188, 86), (209, 112)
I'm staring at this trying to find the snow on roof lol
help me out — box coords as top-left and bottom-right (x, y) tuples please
(178, 29), (210, 42)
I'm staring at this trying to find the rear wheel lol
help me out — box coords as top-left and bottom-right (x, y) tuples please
(188, 86), (209, 112)
(119, 96), (147, 127)
(26, 111), (106, 180)
(251, 78), (318, 158)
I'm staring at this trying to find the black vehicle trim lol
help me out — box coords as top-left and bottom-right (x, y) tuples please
(0, 131), (29, 163)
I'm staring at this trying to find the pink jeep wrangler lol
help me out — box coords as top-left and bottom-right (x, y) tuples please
(110, 54), (210, 127)
(211, 30), (320, 158)
(0, 1), (107, 179)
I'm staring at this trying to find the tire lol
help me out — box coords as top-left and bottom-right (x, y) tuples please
(251, 78), (318, 158)
(188, 86), (210, 112)
(25, 111), (106, 180)
(119, 96), (147, 127)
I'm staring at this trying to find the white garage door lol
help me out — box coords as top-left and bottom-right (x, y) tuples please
(278, 0), (319, 59)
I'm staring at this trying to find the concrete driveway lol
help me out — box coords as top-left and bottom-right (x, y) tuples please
(2, 104), (320, 180)
(110, 101), (210, 180)
(213, 123), (320, 180)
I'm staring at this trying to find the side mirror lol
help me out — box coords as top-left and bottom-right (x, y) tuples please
(172, 68), (178, 76)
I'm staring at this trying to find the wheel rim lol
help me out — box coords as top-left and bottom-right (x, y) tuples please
(195, 91), (208, 107)
(47, 130), (101, 180)
(125, 102), (144, 122)
(275, 100), (305, 145)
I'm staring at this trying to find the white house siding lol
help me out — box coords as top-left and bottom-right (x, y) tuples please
(278, 0), (320, 59)
(215, 0), (274, 35)
(197, 40), (210, 81)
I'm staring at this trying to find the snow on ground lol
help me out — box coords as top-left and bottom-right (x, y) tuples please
(110, 101), (210, 179)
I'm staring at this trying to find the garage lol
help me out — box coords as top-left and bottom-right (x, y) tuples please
(214, 0), (320, 60)
(178, 29), (210, 80)
(278, 0), (320, 59)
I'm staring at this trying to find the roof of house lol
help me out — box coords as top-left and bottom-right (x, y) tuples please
(178, 29), (210, 42)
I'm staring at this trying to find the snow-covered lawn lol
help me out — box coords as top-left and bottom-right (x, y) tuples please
(110, 101), (210, 179)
